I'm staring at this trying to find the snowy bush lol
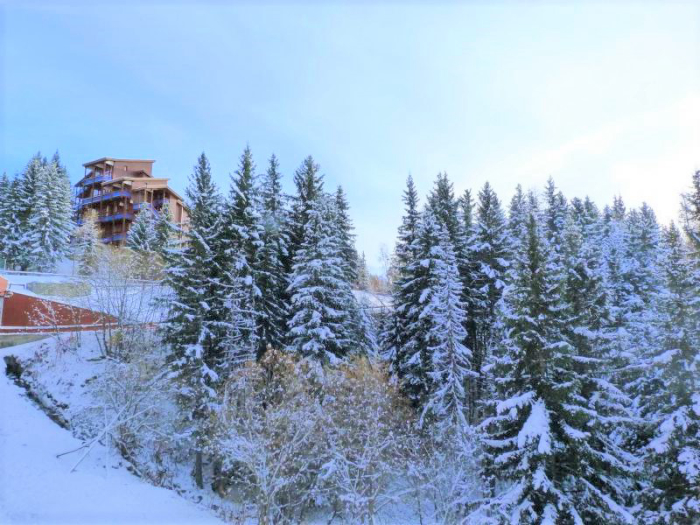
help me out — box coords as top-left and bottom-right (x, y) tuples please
(319, 357), (414, 523)
(86, 339), (179, 485)
(212, 350), (326, 524)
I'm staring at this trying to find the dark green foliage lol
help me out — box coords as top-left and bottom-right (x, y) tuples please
(334, 186), (359, 284)
(256, 154), (289, 356)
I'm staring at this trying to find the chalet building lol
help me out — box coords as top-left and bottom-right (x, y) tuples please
(74, 158), (189, 245)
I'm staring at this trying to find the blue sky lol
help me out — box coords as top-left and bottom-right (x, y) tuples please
(2, 2), (699, 271)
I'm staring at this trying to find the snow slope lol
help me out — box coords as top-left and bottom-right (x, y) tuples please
(0, 339), (222, 524)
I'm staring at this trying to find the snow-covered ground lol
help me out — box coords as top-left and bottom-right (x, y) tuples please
(0, 337), (222, 524)
(0, 334), (423, 524)
(353, 289), (392, 310)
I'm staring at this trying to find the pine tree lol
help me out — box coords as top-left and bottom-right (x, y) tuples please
(601, 197), (638, 381)
(256, 154), (289, 356)
(127, 208), (161, 278)
(507, 184), (529, 254)
(622, 204), (664, 408)
(0, 173), (16, 268)
(154, 202), (175, 255)
(562, 210), (637, 514)
(458, 186), (482, 384)
(6, 152), (73, 271)
(625, 204), (662, 311)
(46, 152), (74, 265)
(418, 214), (475, 431)
(542, 178), (568, 281)
(680, 169), (700, 255)
(356, 251), (370, 291)
(287, 155), (324, 270)
(73, 209), (101, 275)
(383, 175), (421, 372)
(334, 186), (359, 284)
(286, 194), (357, 364)
(221, 146), (263, 358)
(127, 209), (158, 253)
(25, 159), (55, 270)
(477, 213), (633, 525)
(393, 208), (460, 406)
(469, 182), (509, 422)
(15, 153), (44, 228)
(162, 153), (229, 489)
(640, 223), (700, 524)
(428, 173), (465, 253)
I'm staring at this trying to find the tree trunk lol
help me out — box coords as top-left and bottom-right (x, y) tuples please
(194, 450), (203, 489)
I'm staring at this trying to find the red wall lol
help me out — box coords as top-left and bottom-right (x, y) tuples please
(1, 292), (115, 328)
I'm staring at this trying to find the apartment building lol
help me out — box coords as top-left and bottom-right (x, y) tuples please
(74, 158), (189, 244)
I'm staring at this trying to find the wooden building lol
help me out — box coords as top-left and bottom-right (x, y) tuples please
(74, 158), (189, 245)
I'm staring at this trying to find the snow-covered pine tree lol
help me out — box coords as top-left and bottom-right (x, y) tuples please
(127, 208), (160, 278)
(287, 155), (324, 271)
(0, 172), (30, 269)
(221, 146), (263, 359)
(356, 251), (370, 291)
(458, 187), (481, 351)
(73, 208), (101, 275)
(334, 185), (359, 284)
(640, 222), (700, 524)
(255, 154), (289, 356)
(542, 178), (569, 279)
(469, 182), (509, 422)
(127, 208), (158, 253)
(286, 194), (357, 365)
(427, 173), (465, 254)
(476, 212), (634, 525)
(625, 204), (662, 308)
(619, 204), (664, 414)
(7, 152), (73, 271)
(154, 202), (175, 255)
(0, 173), (16, 268)
(0, 174), (7, 259)
(348, 292), (379, 357)
(602, 198), (633, 363)
(45, 152), (74, 266)
(427, 174), (481, 392)
(680, 169), (700, 255)
(561, 209), (637, 514)
(25, 159), (55, 271)
(332, 185), (376, 353)
(458, 189), (479, 284)
(418, 212), (475, 431)
(392, 207), (462, 407)
(460, 188), (476, 234)
(14, 153), (44, 230)
(162, 153), (228, 489)
(382, 175), (422, 372)
(507, 184), (529, 254)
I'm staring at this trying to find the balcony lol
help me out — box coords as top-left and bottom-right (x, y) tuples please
(133, 202), (154, 212)
(76, 212), (134, 225)
(77, 189), (132, 208)
(101, 232), (127, 244)
(99, 212), (134, 223)
(77, 171), (112, 187)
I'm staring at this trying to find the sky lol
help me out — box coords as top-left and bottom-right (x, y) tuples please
(1, 1), (699, 272)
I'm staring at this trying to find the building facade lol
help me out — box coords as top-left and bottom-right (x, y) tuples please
(74, 158), (189, 244)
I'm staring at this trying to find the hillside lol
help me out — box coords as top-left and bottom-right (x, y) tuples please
(0, 337), (222, 524)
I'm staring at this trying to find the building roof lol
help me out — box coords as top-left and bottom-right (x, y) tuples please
(83, 158), (156, 167)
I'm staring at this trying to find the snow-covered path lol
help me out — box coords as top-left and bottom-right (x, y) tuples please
(0, 340), (221, 524)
